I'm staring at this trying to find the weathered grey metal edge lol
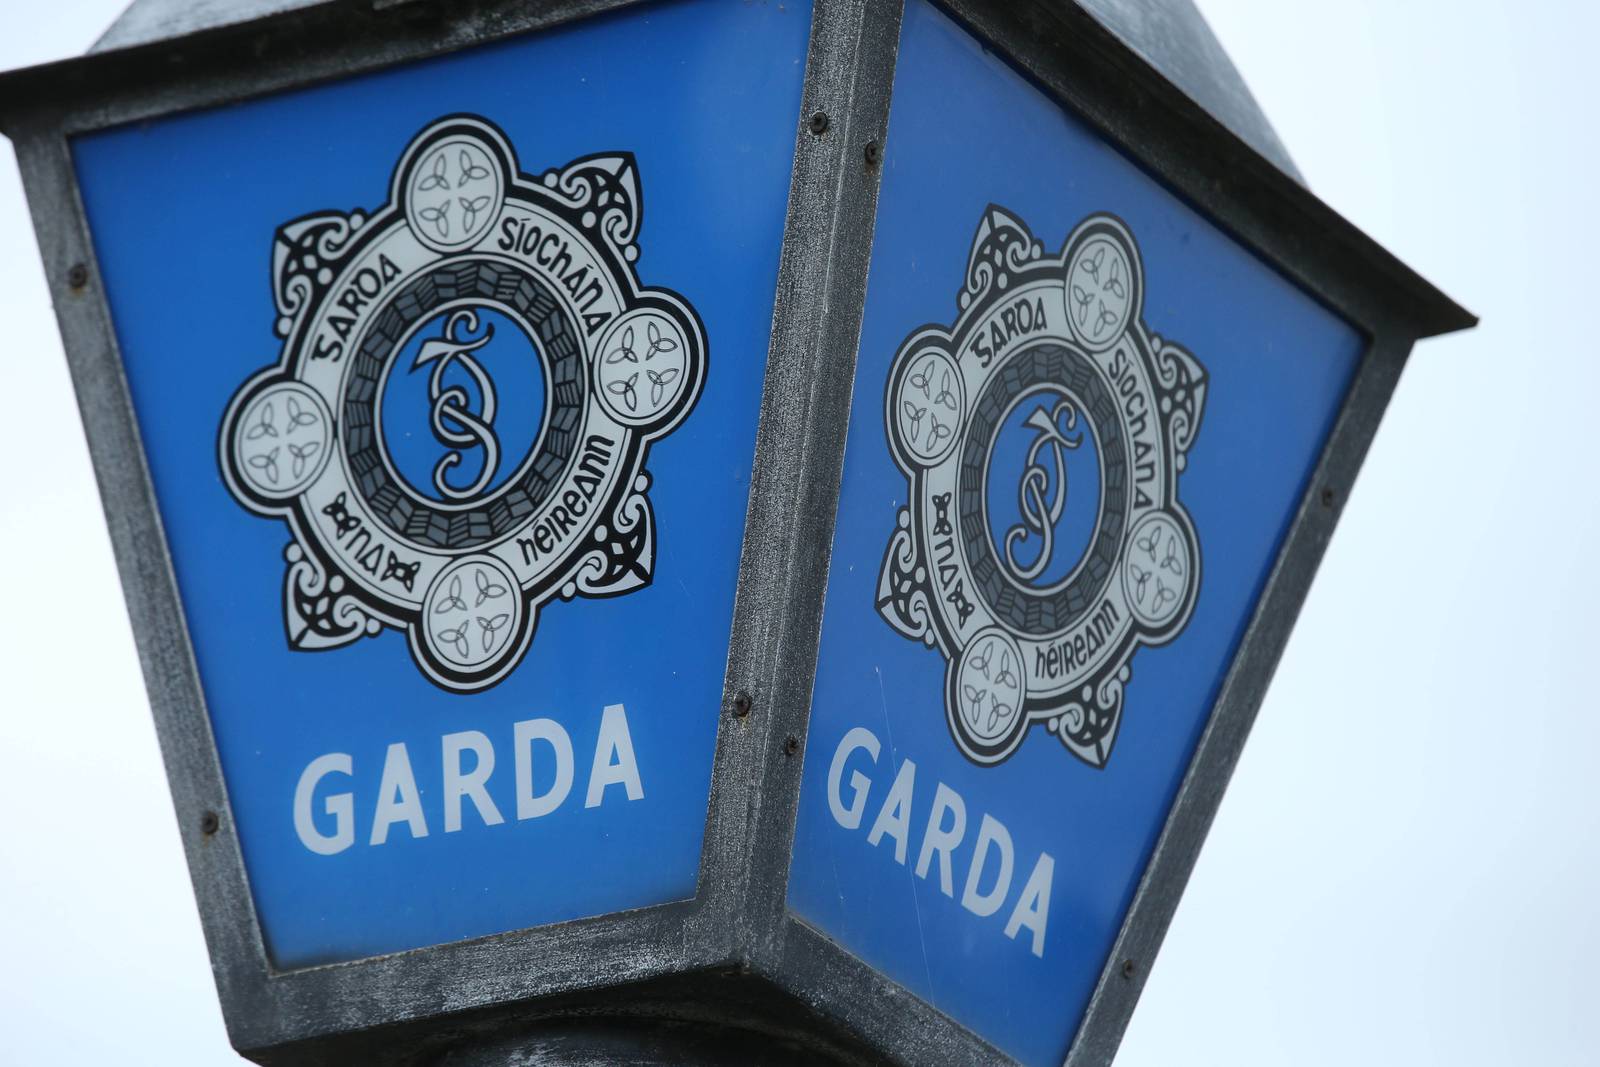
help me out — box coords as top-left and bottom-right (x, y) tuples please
(942, 0), (1472, 340)
(0, 0), (642, 138)
(1062, 323), (1417, 1067)
(10, 107), (271, 1033)
(91, 0), (332, 54)
(247, 966), (892, 1066)
(698, 0), (903, 966)
(1074, 0), (1302, 184)
(775, 918), (1006, 1066)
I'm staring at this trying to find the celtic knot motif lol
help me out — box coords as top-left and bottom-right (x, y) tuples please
(902, 356), (959, 451)
(412, 148), (495, 239)
(1065, 231), (1136, 351)
(962, 636), (1018, 732)
(234, 383), (331, 497)
(243, 392), (325, 485)
(603, 321), (681, 411)
(596, 312), (691, 425)
(892, 348), (965, 467)
(423, 556), (521, 671)
(1130, 522), (1181, 614)
(431, 568), (511, 657)
(1123, 513), (1192, 628)
(404, 134), (504, 254)
(1069, 245), (1127, 340)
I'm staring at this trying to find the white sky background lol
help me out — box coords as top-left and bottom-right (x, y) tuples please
(0, 1), (1592, 1064)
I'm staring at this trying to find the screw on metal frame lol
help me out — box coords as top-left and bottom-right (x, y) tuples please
(782, 735), (799, 758)
(808, 110), (830, 135)
(732, 690), (753, 718)
(200, 810), (221, 836)
(1120, 959), (1136, 980)
(864, 139), (881, 166)
(1320, 487), (1335, 508)
(67, 262), (88, 290)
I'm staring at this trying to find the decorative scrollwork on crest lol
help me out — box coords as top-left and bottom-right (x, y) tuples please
(1150, 337), (1208, 469)
(958, 205), (1044, 312)
(875, 508), (936, 646)
(272, 212), (365, 341)
(548, 153), (642, 258)
(283, 542), (377, 651)
(570, 489), (653, 598)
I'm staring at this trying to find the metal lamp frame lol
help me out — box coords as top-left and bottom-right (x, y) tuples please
(0, 1), (1471, 1063)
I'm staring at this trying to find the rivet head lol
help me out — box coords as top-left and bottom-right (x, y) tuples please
(200, 810), (221, 836)
(808, 111), (830, 136)
(1121, 958), (1136, 980)
(66, 263), (89, 290)
(1319, 487), (1335, 509)
(783, 735), (800, 757)
(864, 139), (882, 167)
(731, 690), (752, 718)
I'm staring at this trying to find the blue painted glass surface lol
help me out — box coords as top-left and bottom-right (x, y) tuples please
(786, 3), (1364, 1064)
(73, 0), (811, 968)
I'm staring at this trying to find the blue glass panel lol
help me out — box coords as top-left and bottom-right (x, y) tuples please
(74, 0), (812, 967)
(786, 3), (1363, 1064)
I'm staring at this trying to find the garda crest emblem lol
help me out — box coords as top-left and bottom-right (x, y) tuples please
(221, 116), (707, 692)
(878, 208), (1206, 767)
